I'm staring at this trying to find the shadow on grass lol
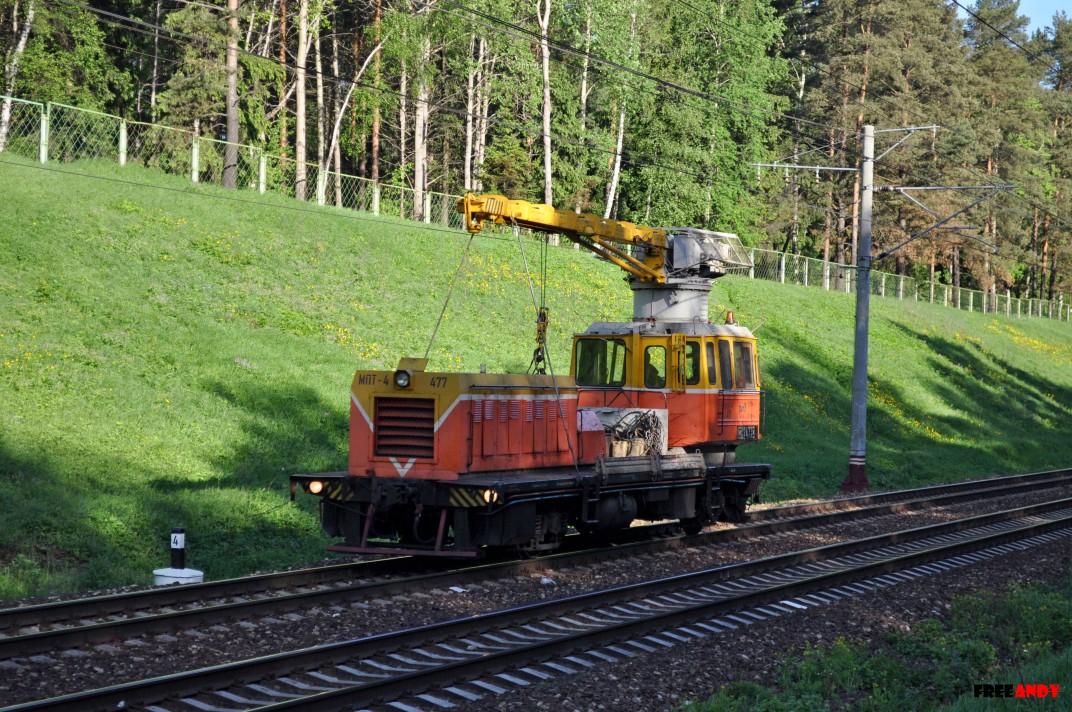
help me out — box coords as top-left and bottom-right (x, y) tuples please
(0, 379), (346, 594)
(0, 434), (87, 567)
(200, 377), (348, 489)
(759, 317), (1072, 497)
(884, 322), (1072, 473)
(758, 327), (854, 495)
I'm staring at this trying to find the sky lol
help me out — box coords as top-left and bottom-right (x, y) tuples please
(1014, 0), (1064, 35)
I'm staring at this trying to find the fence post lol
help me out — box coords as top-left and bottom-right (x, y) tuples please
(898, 275), (904, 300)
(1006, 289), (1011, 316)
(845, 269), (851, 294)
(880, 275), (885, 298)
(316, 169), (327, 206)
(191, 136), (199, 183)
(258, 152), (266, 194)
(944, 286), (949, 307)
(372, 182), (381, 216)
(749, 249), (755, 279)
(804, 259), (809, 287)
(982, 290), (986, 313)
(118, 119), (127, 166)
(424, 192), (432, 224)
(823, 261), (830, 290)
(38, 104), (49, 163)
(969, 291), (973, 313)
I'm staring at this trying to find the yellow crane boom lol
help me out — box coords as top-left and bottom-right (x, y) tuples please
(458, 193), (668, 283)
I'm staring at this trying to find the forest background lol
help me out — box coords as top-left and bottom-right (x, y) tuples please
(1, 0), (1071, 301)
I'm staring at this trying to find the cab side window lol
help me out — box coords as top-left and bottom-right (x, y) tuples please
(644, 346), (666, 388)
(575, 338), (627, 386)
(684, 341), (701, 385)
(733, 341), (755, 389)
(718, 341), (733, 390)
(706, 342), (717, 386)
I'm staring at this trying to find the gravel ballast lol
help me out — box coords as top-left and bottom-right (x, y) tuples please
(2, 487), (1071, 708)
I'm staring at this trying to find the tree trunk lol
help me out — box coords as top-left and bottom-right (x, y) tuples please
(400, 59), (408, 215)
(603, 101), (626, 220)
(260, 0), (278, 55)
(223, 0), (240, 189)
(278, 0), (288, 153)
(294, 0), (309, 200)
(371, 0), (382, 184)
(331, 20), (343, 206)
(474, 45), (494, 192)
(440, 127), (451, 222)
(315, 26), (326, 181)
(1031, 206), (1040, 299)
(953, 247), (961, 308)
(244, 4), (255, 50)
(464, 34), (477, 191)
(1041, 210), (1051, 300)
(0, 0), (36, 153)
(323, 42), (383, 187)
(929, 250), (935, 303)
(536, 0), (553, 206)
(603, 12), (636, 221)
(574, 4), (591, 213)
(350, 19), (363, 177)
(1044, 209), (1056, 300)
(150, 0), (161, 121)
(413, 39), (431, 221)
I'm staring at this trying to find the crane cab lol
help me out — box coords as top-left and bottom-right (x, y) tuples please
(570, 321), (763, 465)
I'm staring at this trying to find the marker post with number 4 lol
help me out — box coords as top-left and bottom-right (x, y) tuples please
(153, 527), (204, 585)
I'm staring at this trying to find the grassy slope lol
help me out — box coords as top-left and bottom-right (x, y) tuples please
(1, 156), (1071, 598)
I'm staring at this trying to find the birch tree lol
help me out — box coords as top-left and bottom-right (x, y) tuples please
(223, 0), (240, 189)
(536, 0), (553, 206)
(0, 0), (35, 152)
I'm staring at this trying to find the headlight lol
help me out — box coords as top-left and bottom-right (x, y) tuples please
(394, 370), (412, 388)
(482, 489), (500, 503)
(308, 480), (323, 494)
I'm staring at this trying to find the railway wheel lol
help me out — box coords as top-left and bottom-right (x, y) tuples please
(720, 492), (748, 523)
(680, 517), (704, 536)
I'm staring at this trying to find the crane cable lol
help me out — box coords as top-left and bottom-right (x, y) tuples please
(514, 222), (580, 474)
(424, 234), (477, 360)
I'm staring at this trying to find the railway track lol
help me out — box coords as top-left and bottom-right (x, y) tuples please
(6, 494), (1072, 712)
(1, 468), (1069, 661)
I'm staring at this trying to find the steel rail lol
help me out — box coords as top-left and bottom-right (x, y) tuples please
(2, 468), (1069, 659)
(6, 495), (1072, 712)
(747, 467), (1072, 521)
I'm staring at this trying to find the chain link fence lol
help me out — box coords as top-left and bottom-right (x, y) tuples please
(0, 96), (43, 159)
(127, 120), (193, 176)
(47, 103), (122, 163)
(1, 94), (1068, 324)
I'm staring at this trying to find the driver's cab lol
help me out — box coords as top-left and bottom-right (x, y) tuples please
(569, 323), (762, 452)
(570, 329), (759, 394)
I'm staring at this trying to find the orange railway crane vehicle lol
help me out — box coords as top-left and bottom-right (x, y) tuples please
(290, 194), (771, 557)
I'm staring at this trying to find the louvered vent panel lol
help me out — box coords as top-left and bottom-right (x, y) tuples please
(375, 398), (435, 459)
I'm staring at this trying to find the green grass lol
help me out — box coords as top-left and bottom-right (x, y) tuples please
(2, 154), (1072, 598)
(681, 576), (1072, 712)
